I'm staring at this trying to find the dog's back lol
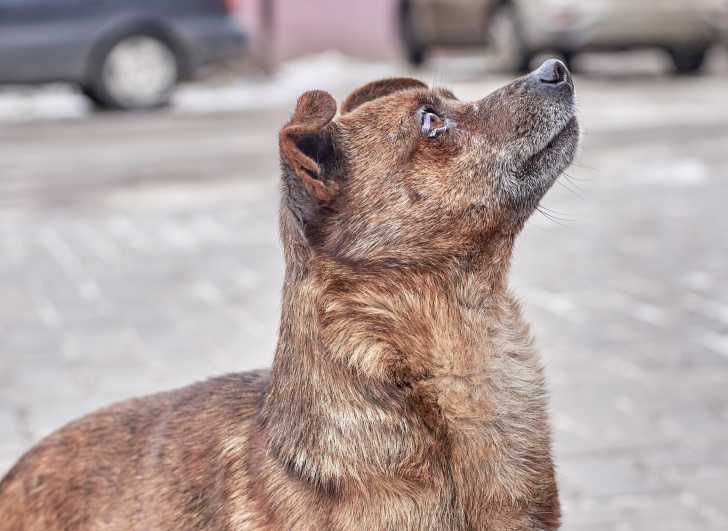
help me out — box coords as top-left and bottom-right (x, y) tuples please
(0, 372), (269, 531)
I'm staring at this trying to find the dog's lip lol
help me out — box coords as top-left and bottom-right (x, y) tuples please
(512, 115), (579, 186)
(527, 116), (579, 164)
(538, 116), (577, 155)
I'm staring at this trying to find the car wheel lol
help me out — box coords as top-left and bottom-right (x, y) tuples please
(79, 85), (107, 109)
(560, 50), (576, 72)
(88, 31), (180, 111)
(399, 0), (428, 66)
(485, 4), (532, 74)
(669, 46), (708, 75)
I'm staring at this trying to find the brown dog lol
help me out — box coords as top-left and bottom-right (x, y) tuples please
(0, 59), (579, 530)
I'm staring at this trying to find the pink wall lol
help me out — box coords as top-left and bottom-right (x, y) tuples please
(238, 0), (401, 67)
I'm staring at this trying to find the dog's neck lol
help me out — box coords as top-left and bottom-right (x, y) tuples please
(260, 223), (548, 505)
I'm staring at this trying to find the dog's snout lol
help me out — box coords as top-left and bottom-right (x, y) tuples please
(536, 59), (569, 85)
(530, 59), (573, 94)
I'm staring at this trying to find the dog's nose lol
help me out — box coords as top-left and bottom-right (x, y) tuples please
(531, 59), (573, 92)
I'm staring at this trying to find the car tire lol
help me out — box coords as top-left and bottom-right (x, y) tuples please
(669, 46), (708, 75)
(399, 0), (428, 66)
(79, 85), (107, 109)
(485, 4), (532, 74)
(87, 29), (181, 111)
(560, 50), (576, 72)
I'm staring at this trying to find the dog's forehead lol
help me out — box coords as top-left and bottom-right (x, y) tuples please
(340, 77), (461, 115)
(432, 87), (457, 101)
(340, 86), (459, 121)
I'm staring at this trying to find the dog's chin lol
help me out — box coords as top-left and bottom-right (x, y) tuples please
(526, 117), (580, 180)
(523, 117), (579, 185)
(497, 117), (580, 220)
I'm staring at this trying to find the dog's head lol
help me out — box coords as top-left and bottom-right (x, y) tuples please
(279, 60), (579, 266)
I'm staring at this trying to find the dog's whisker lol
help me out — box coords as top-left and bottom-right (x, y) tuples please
(556, 178), (583, 197)
(536, 205), (574, 227)
(569, 161), (597, 172)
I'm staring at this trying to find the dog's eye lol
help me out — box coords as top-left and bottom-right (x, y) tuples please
(421, 109), (447, 138)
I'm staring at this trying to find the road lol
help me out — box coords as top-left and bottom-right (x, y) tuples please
(1, 54), (727, 530)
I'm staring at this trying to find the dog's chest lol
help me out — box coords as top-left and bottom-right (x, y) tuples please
(420, 294), (545, 423)
(414, 297), (552, 515)
(320, 281), (554, 527)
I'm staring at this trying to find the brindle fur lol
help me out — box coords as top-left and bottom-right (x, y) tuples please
(0, 69), (579, 530)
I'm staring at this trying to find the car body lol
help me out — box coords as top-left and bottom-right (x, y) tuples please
(0, 0), (247, 109)
(402, 0), (724, 73)
(513, 0), (717, 65)
(399, 0), (495, 64)
(703, 0), (728, 42)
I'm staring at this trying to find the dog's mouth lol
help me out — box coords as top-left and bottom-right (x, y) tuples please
(532, 117), (579, 163)
(499, 114), (580, 214)
(517, 115), (580, 182)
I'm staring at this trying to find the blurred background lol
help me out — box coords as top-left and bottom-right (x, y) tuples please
(1, 1), (727, 529)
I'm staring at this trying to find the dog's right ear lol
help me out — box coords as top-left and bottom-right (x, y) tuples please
(279, 90), (339, 229)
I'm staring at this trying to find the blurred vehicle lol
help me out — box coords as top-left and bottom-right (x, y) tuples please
(0, 0), (247, 110)
(399, 0), (494, 65)
(401, 0), (722, 74)
(705, 0), (728, 43)
(489, 0), (720, 74)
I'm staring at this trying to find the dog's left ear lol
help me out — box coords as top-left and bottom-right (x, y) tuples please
(280, 90), (339, 228)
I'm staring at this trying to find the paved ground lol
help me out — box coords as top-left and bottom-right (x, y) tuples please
(1, 53), (727, 530)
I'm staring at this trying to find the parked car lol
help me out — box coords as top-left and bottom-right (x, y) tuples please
(401, 0), (723, 74)
(0, 0), (247, 110)
(705, 0), (728, 44)
(490, 0), (721, 74)
(399, 0), (495, 65)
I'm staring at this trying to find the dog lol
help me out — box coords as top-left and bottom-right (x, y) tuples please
(0, 59), (579, 530)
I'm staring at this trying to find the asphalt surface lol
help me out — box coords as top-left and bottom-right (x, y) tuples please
(1, 55), (727, 530)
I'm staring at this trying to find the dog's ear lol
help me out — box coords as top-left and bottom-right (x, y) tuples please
(280, 90), (339, 228)
(341, 78), (428, 114)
